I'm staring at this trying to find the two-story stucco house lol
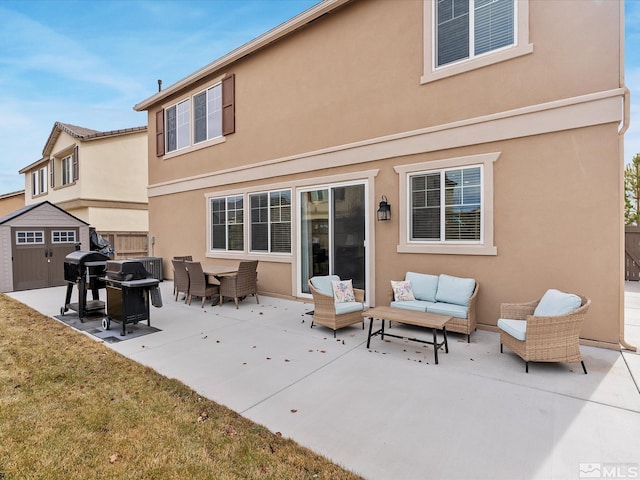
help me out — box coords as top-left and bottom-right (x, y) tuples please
(134, 0), (630, 349)
(18, 122), (149, 250)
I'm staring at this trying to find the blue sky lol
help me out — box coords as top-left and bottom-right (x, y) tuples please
(0, 0), (638, 194)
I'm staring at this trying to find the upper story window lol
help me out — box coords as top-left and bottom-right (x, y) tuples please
(61, 154), (74, 185)
(166, 99), (190, 153)
(422, 0), (532, 83)
(436, 0), (514, 67)
(31, 166), (47, 196)
(194, 84), (222, 144)
(156, 74), (235, 157)
(249, 190), (292, 254)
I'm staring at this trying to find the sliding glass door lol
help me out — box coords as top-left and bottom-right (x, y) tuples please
(299, 183), (366, 295)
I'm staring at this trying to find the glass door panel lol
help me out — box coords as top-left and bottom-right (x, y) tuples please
(299, 183), (366, 294)
(332, 184), (365, 289)
(300, 189), (329, 294)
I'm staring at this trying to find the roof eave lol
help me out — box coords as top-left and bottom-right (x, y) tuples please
(133, 0), (351, 112)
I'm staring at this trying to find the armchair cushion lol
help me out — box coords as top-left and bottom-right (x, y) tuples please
(332, 279), (356, 303)
(435, 274), (476, 307)
(310, 275), (340, 297)
(497, 318), (527, 341)
(405, 272), (439, 302)
(533, 289), (582, 317)
(391, 280), (415, 301)
(334, 301), (364, 315)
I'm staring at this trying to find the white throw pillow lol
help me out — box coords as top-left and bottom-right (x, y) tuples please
(332, 279), (356, 303)
(391, 280), (415, 302)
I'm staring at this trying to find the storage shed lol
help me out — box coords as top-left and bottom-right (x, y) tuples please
(0, 201), (90, 292)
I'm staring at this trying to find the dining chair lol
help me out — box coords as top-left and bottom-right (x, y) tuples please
(171, 259), (190, 302)
(184, 261), (219, 307)
(219, 260), (259, 308)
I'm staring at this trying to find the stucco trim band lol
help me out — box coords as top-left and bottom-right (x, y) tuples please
(148, 88), (624, 198)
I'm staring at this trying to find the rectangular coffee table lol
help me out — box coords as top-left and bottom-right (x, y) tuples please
(362, 306), (452, 364)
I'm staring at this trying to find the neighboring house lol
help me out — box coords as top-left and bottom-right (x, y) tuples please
(0, 190), (25, 217)
(18, 122), (149, 257)
(0, 201), (90, 292)
(134, 0), (629, 348)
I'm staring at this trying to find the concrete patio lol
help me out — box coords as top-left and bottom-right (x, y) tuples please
(7, 282), (640, 480)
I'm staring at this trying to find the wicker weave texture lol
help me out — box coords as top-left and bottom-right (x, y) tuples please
(171, 259), (190, 302)
(219, 260), (259, 308)
(499, 295), (590, 365)
(185, 261), (219, 307)
(308, 280), (364, 333)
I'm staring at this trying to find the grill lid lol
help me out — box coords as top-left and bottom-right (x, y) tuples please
(64, 251), (110, 265)
(106, 260), (151, 281)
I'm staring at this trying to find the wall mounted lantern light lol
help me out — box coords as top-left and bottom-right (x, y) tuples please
(377, 195), (391, 221)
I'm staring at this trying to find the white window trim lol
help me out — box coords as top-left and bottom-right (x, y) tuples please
(16, 231), (44, 245)
(193, 82), (223, 145)
(208, 194), (244, 253)
(61, 154), (73, 186)
(52, 230), (76, 243)
(422, 0), (533, 84)
(248, 189), (292, 255)
(162, 74), (226, 160)
(395, 152), (498, 255)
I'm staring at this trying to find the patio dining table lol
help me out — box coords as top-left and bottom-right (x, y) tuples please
(204, 265), (238, 285)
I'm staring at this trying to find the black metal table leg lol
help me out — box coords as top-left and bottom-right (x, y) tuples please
(433, 328), (438, 364)
(443, 327), (448, 353)
(366, 317), (374, 348)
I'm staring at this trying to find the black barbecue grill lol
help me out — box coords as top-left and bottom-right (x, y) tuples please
(61, 251), (109, 320)
(102, 260), (162, 336)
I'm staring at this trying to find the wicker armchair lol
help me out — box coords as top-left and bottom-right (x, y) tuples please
(219, 260), (259, 308)
(498, 293), (591, 374)
(308, 276), (365, 338)
(171, 259), (190, 302)
(184, 261), (219, 307)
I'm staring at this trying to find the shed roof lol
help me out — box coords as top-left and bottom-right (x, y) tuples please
(0, 200), (88, 226)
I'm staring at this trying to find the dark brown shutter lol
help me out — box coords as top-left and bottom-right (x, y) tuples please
(72, 145), (79, 181)
(222, 74), (235, 136)
(49, 159), (54, 188)
(156, 109), (165, 156)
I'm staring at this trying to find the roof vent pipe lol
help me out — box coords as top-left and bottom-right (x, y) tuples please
(157, 79), (162, 92)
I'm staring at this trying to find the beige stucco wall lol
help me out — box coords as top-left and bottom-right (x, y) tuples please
(143, 0), (625, 347)
(0, 192), (25, 217)
(23, 129), (148, 232)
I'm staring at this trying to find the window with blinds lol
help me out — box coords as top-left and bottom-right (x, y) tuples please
(436, 0), (515, 67)
(166, 99), (190, 153)
(210, 195), (244, 251)
(250, 190), (291, 254)
(410, 165), (482, 242)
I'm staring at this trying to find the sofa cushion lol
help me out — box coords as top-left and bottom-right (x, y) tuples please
(390, 300), (434, 312)
(334, 301), (364, 315)
(332, 279), (355, 303)
(497, 318), (527, 341)
(405, 272), (439, 302)
(435, 274), (476, 307)
(391, 280), (415, 301)
(310, 275), (340, 297)
(533, 289), (582, 317)
(427, 302), (469, 320)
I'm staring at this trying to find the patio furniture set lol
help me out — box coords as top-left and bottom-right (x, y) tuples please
(171, 256), (259, 309)
(308, 271), (591, 373)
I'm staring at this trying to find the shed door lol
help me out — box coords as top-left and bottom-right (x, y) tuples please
(12, 227), (78, 291)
